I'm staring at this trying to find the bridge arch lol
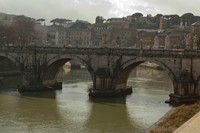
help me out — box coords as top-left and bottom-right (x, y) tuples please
(0, 53), (20, 69)
(115, 57), (177, 93)
(195, 76), (200, 95)
(0, 53), (20, 71)
(42, 55), (94, 86)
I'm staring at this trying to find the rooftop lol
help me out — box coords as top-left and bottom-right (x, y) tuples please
(192, 21), (200, 26)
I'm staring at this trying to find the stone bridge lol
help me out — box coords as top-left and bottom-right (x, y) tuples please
(1, 46), (200, 103)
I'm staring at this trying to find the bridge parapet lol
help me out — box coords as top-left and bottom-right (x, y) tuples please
(1, 46), (200, 58)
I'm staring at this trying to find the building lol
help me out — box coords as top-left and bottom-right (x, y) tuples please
(159, 17), (167, 30)
(0, 12), (16, 26)
(66, 28), (91, 47)
(191, 21), (200, 34)
(55, 29), (66, 46)
(91, 19), (137, 47)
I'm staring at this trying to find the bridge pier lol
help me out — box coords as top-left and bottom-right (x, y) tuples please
(89, 68), (132, 97)
(169, 70), (200, 103)
(18, 70), (42, 91)
(18, 67), (62, 92)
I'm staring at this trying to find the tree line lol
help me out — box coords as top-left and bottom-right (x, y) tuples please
(1, 12), (200, 46)
(0, 15), (35, 46)
(130, 12), (200, 29)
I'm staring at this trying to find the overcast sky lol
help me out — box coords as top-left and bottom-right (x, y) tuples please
(0, 0), (199, 24)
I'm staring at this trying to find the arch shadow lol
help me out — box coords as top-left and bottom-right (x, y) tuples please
(115, 57), (177, 94)
(42, 55), (94, 88)
(194, 76), (200, 95)
(0, 54), (21, 91)
(0, 53), (20, 70)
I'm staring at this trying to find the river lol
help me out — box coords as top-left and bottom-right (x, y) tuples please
(0, 66), (173, 133)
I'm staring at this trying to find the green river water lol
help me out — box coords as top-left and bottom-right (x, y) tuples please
(0, 67), (173, 133)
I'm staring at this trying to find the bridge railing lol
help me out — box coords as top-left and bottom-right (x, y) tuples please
(1, 46), (200, 58)
(0, 46), (36, 53)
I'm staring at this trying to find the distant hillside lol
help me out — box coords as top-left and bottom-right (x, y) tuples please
(0, 12), (17, 20)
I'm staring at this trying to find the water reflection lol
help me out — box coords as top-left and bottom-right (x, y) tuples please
(20, 91), (56, 99)
(129, 67), (173, 92)
(0, 75), (21, 92)
(0, 92), (65, 133)
(85, 98), (137, 133)
(0, 66), (173, 133)
(57, 67), (92, 84)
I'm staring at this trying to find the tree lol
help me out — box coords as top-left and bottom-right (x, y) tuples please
(181, 13), (195, 26)
(169, 14), (180, 25)
(0, 24), (18, 46)
(181, 13), (194, 18)
(13, 15), (36, 46)
(50, 18), (72, 26)
(132, 12), (143, 18)
(36, 18), (45, 22)
(0, 25), (8, 45)
(130, 12), (143, 28)
(95, 16), (105, 24)
(193, 16), (200, 23)
(36, 18), (45, 24)
(70, 20), (90, 29)
(164, 14), (180, 28)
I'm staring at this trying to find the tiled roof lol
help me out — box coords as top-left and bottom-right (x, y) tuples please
(192, 21), (200, 26)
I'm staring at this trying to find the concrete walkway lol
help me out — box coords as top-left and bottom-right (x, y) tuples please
(174, 111), (200, 133)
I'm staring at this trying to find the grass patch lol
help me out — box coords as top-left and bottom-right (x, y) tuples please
(147, 102), (200, 133)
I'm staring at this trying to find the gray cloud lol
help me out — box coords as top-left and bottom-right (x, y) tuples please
(144, 0), (200, 16)
(0, 0), (199, 24)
